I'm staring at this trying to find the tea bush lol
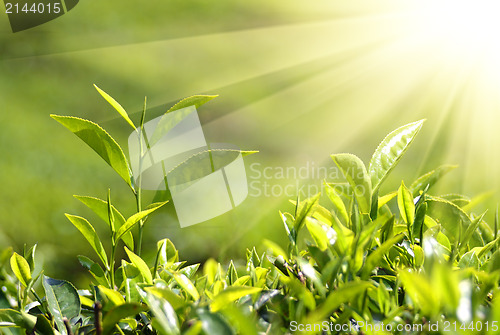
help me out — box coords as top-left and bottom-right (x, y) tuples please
(1, 87), (499, 335)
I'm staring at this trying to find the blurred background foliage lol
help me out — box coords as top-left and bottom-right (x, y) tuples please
(0, 0), (499, 284)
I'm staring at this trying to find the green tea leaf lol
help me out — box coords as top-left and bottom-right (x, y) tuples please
(398, 181), (415, 229)
(102, 303), (147, 335)
(0, 309), (36, 330)
(10, 253), (31, 287)
(23, 244), (36, 273)
(98, 285), (126, 307)
(458, 250), (480, 269)
(35, 314), (55, 335)
(197, 309), (234, 335)
(426, 197), (472, 242)
(94, 84), (136, 130)
(305, 217), (336, 252)
(369, 120), (424, 193)
(115, 201), (167, 242)
(331, 153), (372, 215)
(308, 281), (372, 323)
(145, 287), (185, 310)
(210, 286), (262, 312)
(362, 234), (404, 279)
(65, 214), (108, 266)
(74, 195), (134, 250)
(172, 273), (199, 301)
(156, 238), (179, 268)
(378, 191), (397, 209)
(142, 291), (180, 335)
(42, 276), (81, 335)
(410, 165), (457, 197)
(124, 247), (152, 284)
(461, 212), (487, 252)
(324, 181), (349, 225)
(167, 95), (218, 114)
(294, 193), (321, 232)
(51, 115), (132, 187)
(398, 270), (439, 316)
(279, 276), (315, 310)
(77, 255), (109, 287)
(262, 239), (287, 259)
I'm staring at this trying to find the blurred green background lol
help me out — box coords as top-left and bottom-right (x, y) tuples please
(1, 0), (499, 284)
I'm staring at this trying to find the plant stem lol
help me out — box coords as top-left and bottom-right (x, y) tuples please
(136, 191), (143, 256)
(135, 99), (148, 256)
(110, 242), (116, 289)
(31, 288), (49, 316)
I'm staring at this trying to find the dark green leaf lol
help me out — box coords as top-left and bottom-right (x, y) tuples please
(102, 303), (147, 335)
(197, 308), (234, 335)
(42, 276), (81, 335)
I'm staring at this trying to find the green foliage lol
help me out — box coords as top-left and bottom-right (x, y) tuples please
(2, 90), (499, 334)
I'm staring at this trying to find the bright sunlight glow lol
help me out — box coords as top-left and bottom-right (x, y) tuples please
(411, 0), (500, 81)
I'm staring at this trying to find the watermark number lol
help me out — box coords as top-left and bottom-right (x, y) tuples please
(5, 2), (61, 14)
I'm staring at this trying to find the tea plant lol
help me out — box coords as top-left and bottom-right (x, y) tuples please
(1, 87), (499, 335)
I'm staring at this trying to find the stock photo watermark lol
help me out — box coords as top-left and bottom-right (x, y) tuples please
(128, 105), (248, 228)
(247, 161), (361, 199)
(3, 0), (79, 32)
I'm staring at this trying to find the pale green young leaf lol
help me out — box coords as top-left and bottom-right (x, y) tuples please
(210, 286), (262, 312)
(362, 234), (404, 279)
(141, 291), (180, 335)
(378, 191), (397, 209)
(410, 165), (457, 197)
(115, 201), (167, 242)
(426, 197), (472, 242)
(369, 120), (425, 193)
(124, 247), (152, 285)
(398, 270), (439, 316)
(156, 238), (179, 268)
(10, 253), (31, 287)
(305, 217), (336, 252)
(51, 115), (132, 187)
(98, 285), (126, 307)
(172, 273), (200, 301)
(102, 303), (147, 335)
(398, 181), (415, 225)
(331, 153), (372, 215)
(307, 281), (372, 323)
(167, 95), (218, 114)
(294, 193), (321, 232)
(323, 181), (349, 225)
(262, 239), (287, 259)
(145, 287), (185, 310)
(94, 84), (136, 130)
(74, 195), (134, 250)
(280, 276), (316, 310)
(65, 214), (108, 266)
